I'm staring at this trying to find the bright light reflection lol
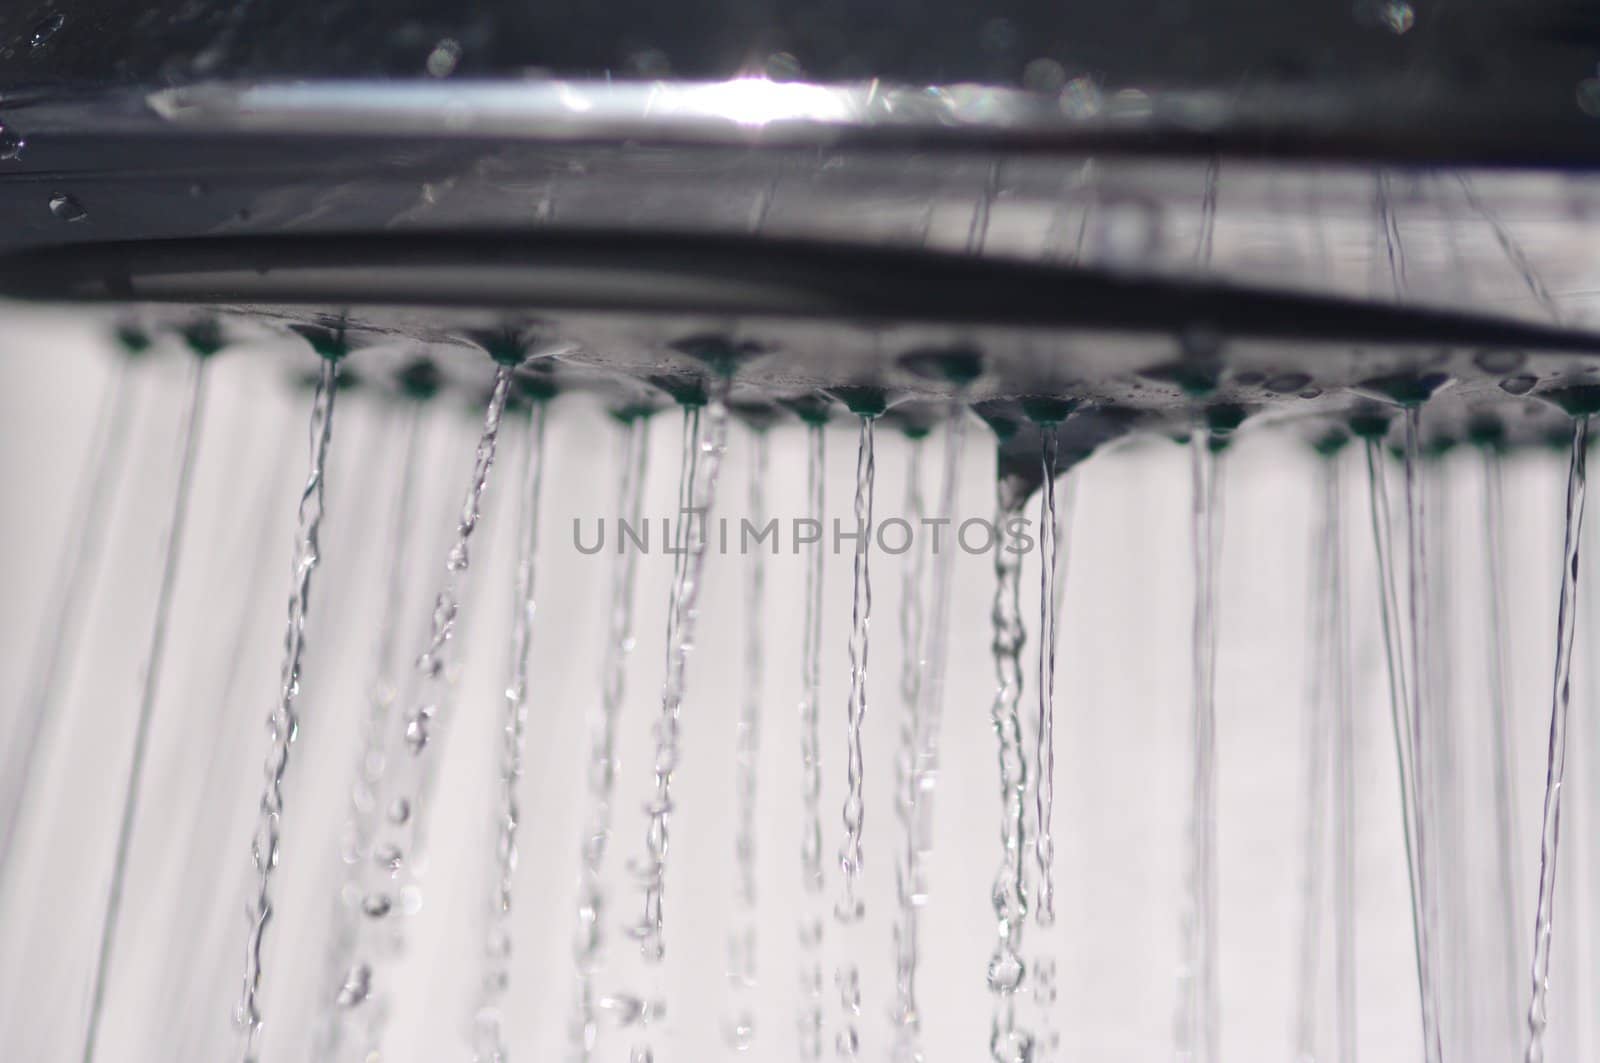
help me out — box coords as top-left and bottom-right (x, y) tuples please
(671, 78), (855, 127)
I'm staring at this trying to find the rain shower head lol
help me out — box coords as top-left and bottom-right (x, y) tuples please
(1, 0), (1600, 457)
(3, 221), (1599, 455)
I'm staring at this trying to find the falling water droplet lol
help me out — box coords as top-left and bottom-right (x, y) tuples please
(48, 192), (86, 222)
(991, 1027), (1036, 1063)
(362, 894), (392, 918)
(337, 964), (372, 1008)
(327, 366), (518, 1054)
(404, 710), (432, 754)
(987, 950), (1025, 993)
(723, 1011), (756, 1051)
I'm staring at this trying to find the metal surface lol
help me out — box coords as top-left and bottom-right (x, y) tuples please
(0, 5), (1598, 459)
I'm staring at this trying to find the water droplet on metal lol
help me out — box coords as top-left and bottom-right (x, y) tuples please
(1475, 350), (1527, 375)
(1059, 75), (1103, 118)
(425, 38), (461, 78)
(1500, 374), (1538, 396)
(1579, 78), (1600, 118)
(1022, 58), (1067, 94)
(48, 192), (86, 222)
(1379, 0), (1415, 33)
(0, 123), (24, 161)
(28, 13), (64, 48)
(1265, 372), (1313, 394)
(1357, 0), (1413, 32)
(763, 51), (803, 82)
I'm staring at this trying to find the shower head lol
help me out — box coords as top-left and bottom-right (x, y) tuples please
(1, 2), (1599, 458)
(3, 222), (1598, 456)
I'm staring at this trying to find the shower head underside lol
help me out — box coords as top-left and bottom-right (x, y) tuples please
(2, 79), (1600, 461)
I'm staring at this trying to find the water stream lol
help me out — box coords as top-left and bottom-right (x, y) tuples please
(82, 354), (211, 1063)
(1361, 434), (1432, 1062)
(987, 480), (1031, 1063)
(238, 353), (342, 1062)
(797, 419), (828, 1062)
(0, 356), (137, 868)
(724, 424), (770, 1052)
(1292, 451), (1335, 1063)
(1035, 431), (1060, 932)
(570, 411), (651, 1061)
(12, 301), (1600, 1063)
(909, 406), (972, 923)
(473, 399), (548, 1062)
(1480, 444), (1524, 1058)
(1524, 414), (1592, 1063)
(1329, 450), (1356, 1063)
(627, 374), (731, 1062)
(891, 431), (928, 1062)
(1176, 428), (1221, 1063)
(835, 413), (878, 1060)
(1400, 408), (1445, 1063)
(316, 404), (424, 1063)
(344, 361), (517, 1026)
